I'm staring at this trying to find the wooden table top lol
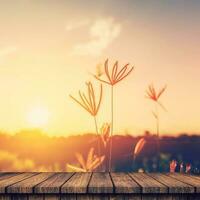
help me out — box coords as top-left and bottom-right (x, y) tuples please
(0, 172), (199, 194)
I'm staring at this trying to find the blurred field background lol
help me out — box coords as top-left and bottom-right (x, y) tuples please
(0, 130), (199, 173)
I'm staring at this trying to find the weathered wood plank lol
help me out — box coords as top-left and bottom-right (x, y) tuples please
(7, 172), (54, 193)
(141, 194), (157, 200)
(61, 172), (91, 193)
(44, 194), (59, 200)
(148, 173), (194, 193)
(111, 194), (141, 200)
(0, 173), (37, 193)
(0, 173), (20, 181)
(28, 194), (44, 200)
(183, 174), (200, 181)
(168, 173), (200, 193)
(12, 195), (28, 200)
(35, 172), (73, 194)
(111, 173), (141, 193)
(0, 172), (199, 199)
(129, 173), (168, 193)
(61, 194), (76, 200)
(88, 173), (113, 193)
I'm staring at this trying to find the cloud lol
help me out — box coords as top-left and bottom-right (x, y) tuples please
(66, 19), (90, 31)
(72, 18), (121, 56)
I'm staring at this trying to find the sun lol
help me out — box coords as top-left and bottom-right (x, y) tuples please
(27, 107), (50, 127)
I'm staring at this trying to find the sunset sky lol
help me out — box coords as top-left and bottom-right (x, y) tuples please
(0, 0), (200, 136)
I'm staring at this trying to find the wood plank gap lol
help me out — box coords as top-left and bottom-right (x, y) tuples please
(0, 173), (22, 182)
(148, 173), (194, 193)
(32, 173), (57, 193)
(59, 173), (75, 187)
(111, 173), (141, 193)
(5, 173), (40, 193)
(127, 173), (143, 187)
(58, 173), (75, 194)
(168, 173), (197, 188)
(146, 173), (170, 192)
(108, 172), (115, 194)
(167, 173), (200, 193)
(7, 173), (55, 193)
(86, 172), (93, 194)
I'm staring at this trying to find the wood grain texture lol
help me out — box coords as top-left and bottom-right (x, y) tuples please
(111, 173), (141, 193)
(129, 173), (168, 193)
(28, 195), (44, 200)
(61, 194), (76, 200)
(183, 174), (200, 182)
(43, 194), (59, 200)
(0, 173), (37, 193)
(0, 173), (20, 181)
(141, 194), (157, 200)
(35, 172), (73, 194)
(88, 173), (113, 194)
(11, 195), (28, 200)
(168, 173), (200, 193)
(110, 194), (141, 200)
(7, 172), (54, 193)
(0, 172), (198, 199)
(0, 195), (11, 200)
(61, 172), (91, 193)
(148, 173), (194, 193)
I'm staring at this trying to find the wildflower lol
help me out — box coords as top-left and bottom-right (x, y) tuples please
(146, 84), (167, 171)
(170, 160), (177, 172)
(67, 148), (105, 172)
(146, 84), (167, 111)
(94, 59), (134, 86)
(70, 82), (103, 116)
(100, 123), (111, 147)
(94, 59), (134, 172)
(133, 138), (146, 159)
(180, 162), (184, 173)
(186, 163), (191, 173)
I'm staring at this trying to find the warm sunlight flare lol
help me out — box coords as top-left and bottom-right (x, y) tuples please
(27, 107), (50, 128)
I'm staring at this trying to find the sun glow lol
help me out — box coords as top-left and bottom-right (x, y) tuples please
(27, 107), (50, 127)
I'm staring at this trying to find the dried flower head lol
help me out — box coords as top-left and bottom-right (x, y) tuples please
(133, 138), (146, 159)
(67, 148), (105, 172)
(146, 84), (167, 110)
(70, 82), (103, 116)
(100, 123), (111, 147)
(186, 163), (191, 173)
(94, 59), (134, 86)
(180, 162), (184, 173)
(170, 160), (177, 172)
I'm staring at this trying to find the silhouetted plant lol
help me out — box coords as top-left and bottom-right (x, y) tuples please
(133, 138), (146, 160)
(94, 59), (134, 172)
(100, 123), (111, 147)
(170, 160), (177, 172)
(146, 84), (167, 170)
(70, 81), (103, 156)
(67, 148), (105, 172)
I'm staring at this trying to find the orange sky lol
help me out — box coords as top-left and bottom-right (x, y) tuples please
(0, 0), (200, 136)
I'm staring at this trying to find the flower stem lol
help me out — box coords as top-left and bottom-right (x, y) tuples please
(94, 116), (101, 157)
(155, 103), (160, 171)
(109, 86), (114, 172)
